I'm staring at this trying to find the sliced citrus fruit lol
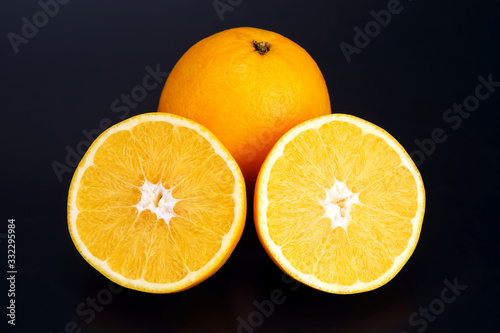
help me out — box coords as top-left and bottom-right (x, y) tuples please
(67, 113), (246, 293)
(254, 114), (425, 294)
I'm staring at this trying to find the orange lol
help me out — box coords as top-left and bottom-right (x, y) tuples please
(67, 113), (246, 293)
(158, 27), (331, 184)
(254, 114), (425, 294)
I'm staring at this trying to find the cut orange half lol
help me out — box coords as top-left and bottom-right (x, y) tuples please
(254, 114), (425, 294)
(67, 113), (246, 293)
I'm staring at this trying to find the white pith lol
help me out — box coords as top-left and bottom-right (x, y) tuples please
(135, 180), (179, 225)
(321, 179), (359, 231)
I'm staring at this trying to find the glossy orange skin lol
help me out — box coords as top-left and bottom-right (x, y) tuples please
(158, 27), (331, 185)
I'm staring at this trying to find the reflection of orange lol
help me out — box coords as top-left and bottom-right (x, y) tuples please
(158, 27), (331, 184)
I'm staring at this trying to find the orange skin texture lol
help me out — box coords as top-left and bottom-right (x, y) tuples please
(158, 27), (331, 185)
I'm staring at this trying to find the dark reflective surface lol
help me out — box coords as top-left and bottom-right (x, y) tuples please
(1, 0), (499, 332)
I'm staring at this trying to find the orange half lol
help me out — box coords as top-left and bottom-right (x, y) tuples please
(255, 114), (425, 294)
(68, 113), (246, 293)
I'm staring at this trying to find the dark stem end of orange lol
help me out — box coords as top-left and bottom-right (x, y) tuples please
(252, 40), (271, 55)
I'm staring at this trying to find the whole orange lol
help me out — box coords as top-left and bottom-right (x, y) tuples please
(158, 27), (331, 184)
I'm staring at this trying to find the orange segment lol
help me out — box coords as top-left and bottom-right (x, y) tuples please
(68, 113), (246, 293)
(349, 205), (413, 258)
(129, 121), (175, 184)
(92, 130), (144, 186)
(141, 219), (188, 284)
(347, 133), (402, 192)
(255, 114), (425, 294)
(76, 207), (138, 261)
(316, 120), (363, 182)
(359, 165), (419, 219)
(76, 166), (142, 211)
(315, 228), (357, 286)
(107, 210), (158, 281)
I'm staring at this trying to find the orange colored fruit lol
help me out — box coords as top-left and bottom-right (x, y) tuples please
(254, 114), (425, 294)
(158, 27), (331, 184)
(67, 113), (246, 293)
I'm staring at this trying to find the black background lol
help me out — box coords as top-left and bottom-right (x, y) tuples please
(1, 0), (499, 332)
